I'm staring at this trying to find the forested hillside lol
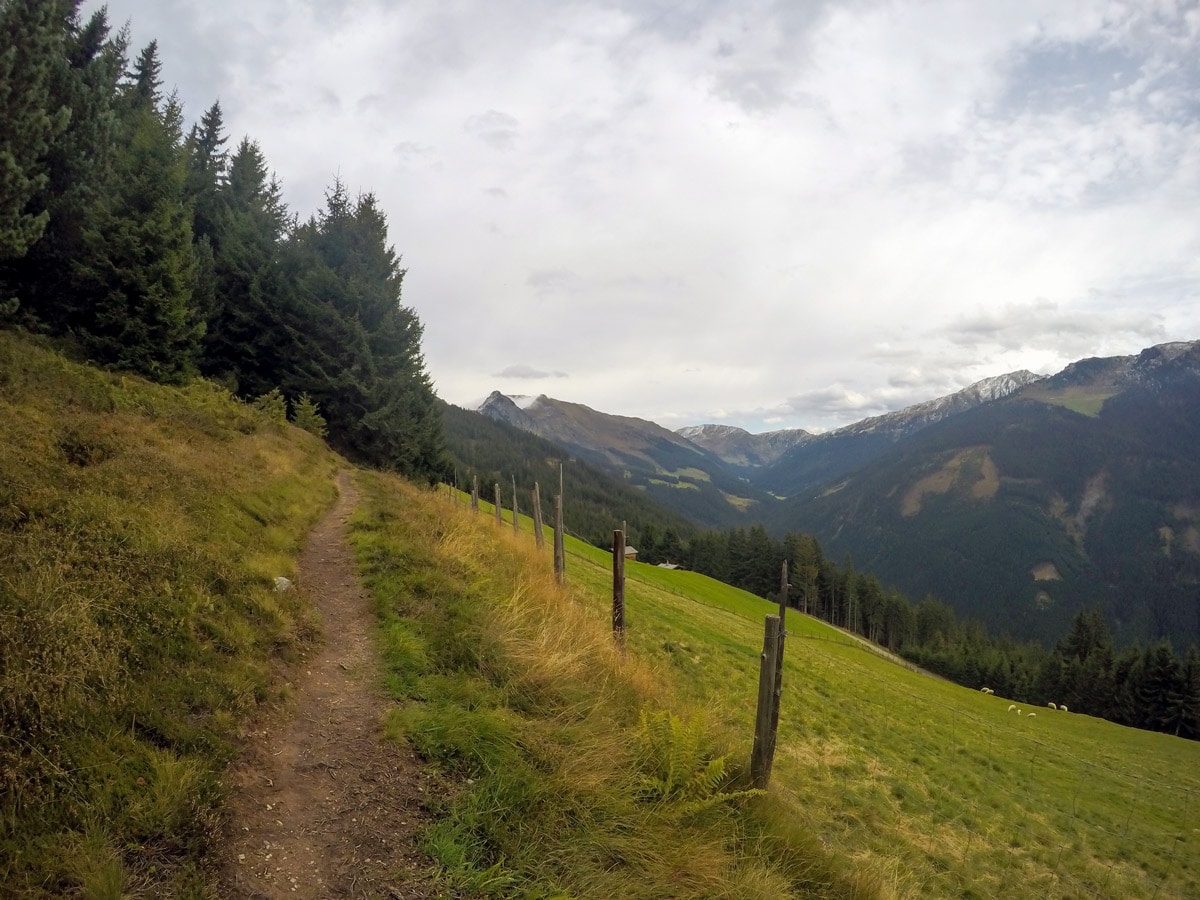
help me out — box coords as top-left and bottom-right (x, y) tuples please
(0, 0), (444, 480)
(442, 401), (698, 550)
(764, 343), (1200, 650)
(476, 391), (768, 527)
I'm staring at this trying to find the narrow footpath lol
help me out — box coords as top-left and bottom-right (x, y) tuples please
(216, 472), (440, 899)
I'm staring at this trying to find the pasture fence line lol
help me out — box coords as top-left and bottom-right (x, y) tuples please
(436, 483), (1197, 897)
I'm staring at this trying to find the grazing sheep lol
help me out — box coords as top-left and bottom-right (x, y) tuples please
(1048, 702), (1057, 710)
(1060, 704), (1068, 713)
(1008, 704), (1016, 712)
(980, 686), (994, 694)
(1027, 712), (1036, 718)
(1017, 709), (1023, 716)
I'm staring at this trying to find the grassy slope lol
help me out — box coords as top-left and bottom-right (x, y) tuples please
(0, 332), (339, 896)
(4, 330), (1196, 897)
(363, 485), (1200, 899)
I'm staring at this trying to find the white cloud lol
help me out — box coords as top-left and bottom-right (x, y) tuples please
(88, 0), (1200, 434)
(494, 364), (568, 379)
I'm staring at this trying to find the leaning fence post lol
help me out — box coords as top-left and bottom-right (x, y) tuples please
(751, 614), (783, 789)
(532, 482), (545, 549)
(553, 493), (565, 583)
(612, 529), (626, 650)
(494, 483), (502, 526)
(768, 562), (788, 764)
(511, 475), (519, 535)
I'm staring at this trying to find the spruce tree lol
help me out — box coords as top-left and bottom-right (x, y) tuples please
(0, 0), (70, 261)
(184, 100), (228, 247)
(1137, 642), (1183, 733)
(200, 138), (291, 394)
(6, 4), (125, 331)
(1180, 648), (1200, 740)
(72, 48), (201, 382)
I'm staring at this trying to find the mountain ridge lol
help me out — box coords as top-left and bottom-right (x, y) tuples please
(476, 339), (1200, 647)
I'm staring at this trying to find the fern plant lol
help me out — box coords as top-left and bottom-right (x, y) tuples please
(633, 709), (763, 820)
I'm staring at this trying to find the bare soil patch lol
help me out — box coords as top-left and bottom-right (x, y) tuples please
(215, 472), (441, 899)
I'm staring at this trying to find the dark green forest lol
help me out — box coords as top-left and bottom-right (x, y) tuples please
(0, 0), (445, 480)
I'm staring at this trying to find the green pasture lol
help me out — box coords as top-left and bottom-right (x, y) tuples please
(444, 487), (1200, 898)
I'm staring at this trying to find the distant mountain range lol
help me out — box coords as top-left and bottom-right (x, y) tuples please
(475, 390), (771, 528)
(468, 340), (1200, 648)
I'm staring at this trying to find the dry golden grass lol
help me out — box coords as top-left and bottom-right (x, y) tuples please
(351, 470), (886, 899)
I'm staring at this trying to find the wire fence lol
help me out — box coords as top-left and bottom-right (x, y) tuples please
(441, 484), (1199, 897)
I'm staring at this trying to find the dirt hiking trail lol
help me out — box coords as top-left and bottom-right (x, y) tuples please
(216, 472), (441, 899)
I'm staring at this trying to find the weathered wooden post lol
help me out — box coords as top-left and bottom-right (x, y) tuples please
(612, 529), (626, 650)
(532, 482), (545, 548)
(494, 483), (502, 526)
(751, 614), (782, 789)
(768, 562), (788, 757)
(511, 475), (519, 535)
(553, 493), (565, 583)
(751, 562), (790, 789)
(471, 475), (479, 512)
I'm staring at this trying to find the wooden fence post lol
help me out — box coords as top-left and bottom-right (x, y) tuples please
(511, 475), (519, 535)
(471, 475), (479, 512)
(751, 614), (783, 789)
(532, 482), (545, 549)
(612, 529), (626, 650)
(494, 483), (502, 526)
(553, 493), (565, 583)
(768, 561), (788, 763)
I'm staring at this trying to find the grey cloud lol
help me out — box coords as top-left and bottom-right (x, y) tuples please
(484, 186), (508, 199)
(356, 93), (387, 114)
(495, 364), (568, 379)
(899, 136), (963, 184)
(779, 385), (889, 419)
(942, 300), (1166, 355)
(527, 269), (581, 295)
(464, 110), (519, 150)
(394, 140), (433, 160)
(611, 0), (727, 42)
(712, 65), (791, 112)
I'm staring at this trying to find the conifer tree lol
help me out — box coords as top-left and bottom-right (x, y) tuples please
(9, 4), (125, 330)
(200, 137), (291, 393)
(0, 0), (70, 261)
(1137, 642), (1183, 733)
(72, 45), (200, 382)
(185, 100), (229, 246)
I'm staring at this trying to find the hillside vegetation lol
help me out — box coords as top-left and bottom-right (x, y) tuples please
(4, 331), (1198, 898)
(0, 333), (339, 894)
(356, 476), (1200, 898)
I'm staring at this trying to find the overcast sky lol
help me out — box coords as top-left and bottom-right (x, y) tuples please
(87, 0), (1200, 433)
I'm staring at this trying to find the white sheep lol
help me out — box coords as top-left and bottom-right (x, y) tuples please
(1060, 704), (1068, 713)
(980, 686), (994, 694)
(1017, 709), (1023, 716)
(1027, 712), (1036, 718)
(1047, 702), (1057, 710)
(1007, 703), (1016, 712)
